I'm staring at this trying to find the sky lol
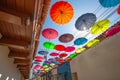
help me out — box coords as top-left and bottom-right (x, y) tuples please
(31, 0), (120, 77)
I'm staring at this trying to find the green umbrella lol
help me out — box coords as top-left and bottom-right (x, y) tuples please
(43, 41), (55, 50)
(68, 53), (77, 58)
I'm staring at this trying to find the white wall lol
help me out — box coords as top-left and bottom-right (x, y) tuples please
(0, 45), (21, 80)
(70, 33), (120, 80)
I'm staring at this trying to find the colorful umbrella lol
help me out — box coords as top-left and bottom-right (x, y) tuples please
(104, 26), (120, 37)
(55, 44), (65, 51)
(86, 39), (100, 47)
(48, 58), (56, 63)
(43, 41), (55, 50)
(90, 19), (110, 34)
(59, 33), (74, 43)
(75, 13), (96, 31)
(42, 28), (58, 40)
(74, 37), (88, 45)
(75, 48), (86, 54)
(65, 46), (75, 52)
(35, 59), (43, 62)
(38, 50), (48, 55)
(34, 65), (41, 70)
(50, 52), (59, 56)
(35, 56), (44, 60)
(59, 53), (68, 58)
(65, 58), (72, 62)
(99, 0), (120, 8)
(50, 1), (74, 24)
(68, 53), (77, 58)
(56, 58), (64, 63)
(117, 5), (120, 15)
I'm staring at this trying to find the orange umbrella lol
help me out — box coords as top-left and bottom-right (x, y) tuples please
(50, 1), (74, 24)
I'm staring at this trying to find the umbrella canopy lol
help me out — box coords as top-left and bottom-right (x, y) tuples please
(74, 37), (88, 45)
(48, 58), (56, 63)
(90, 19), (110, 34)
(35, 56), (44, 60)
(55, 44), (66, 51)
(75, 48), (86, 54)
(75, 13), (96, 31)
(65, 46), (75, 52)
(50, 52), (59, 56)
(56, 58), (64, 63)
(99, 0), (120, 8)
(117, 5), (120, 15)
(38, 50), (48, 55)
(59, 33), (74, 43)
(50, 1), (74, 24)
(34, 65), (41, 70)
(86, 39), (100, 47)
(35, 59), (43, 62)
(59, 53), (68, 58)
(43, 41), (55, 50)
(68, 53), (77, 58)
(42, 28), (58, 40)
(104, 26), (120, 37)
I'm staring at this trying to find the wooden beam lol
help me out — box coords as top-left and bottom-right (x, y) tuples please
(0, 38), (30, 49)
(14, 59), (30, 65)
(0, 8), (31, 26)
(17, 65), (29, 68)
(8, 51), (29, 59)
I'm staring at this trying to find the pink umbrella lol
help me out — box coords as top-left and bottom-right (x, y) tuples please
(42, 28), (58, 40)
(35, 56), (44, 60)
(65, 46), (75, 52)
(104, 26), (120, 37)
(50, 52), (59, 56)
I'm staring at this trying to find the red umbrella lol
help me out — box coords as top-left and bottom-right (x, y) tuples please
(50, 52), (59, 56)
(35, 59), (43, 62)
(104, 26), (120, 37)
(42, 28), (58, 40)
(35, 56), (44, 60)
(55, 44), (66, 51)
(59, 53), (68, 58)
(65, 46), (75, 52)
(50, 1), (74, 24)
(117, 5), (120, 15)
(56, 58), (64, 63)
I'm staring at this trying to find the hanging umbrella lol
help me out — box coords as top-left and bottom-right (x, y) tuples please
(42, 28), (58, 40)
(68, 53), (77, 58)
(86, 39), (100, 48)
(55, 44), (65, 51)
(35, 59), (43, 62)
(59, 53), (68, 58)
(65, 46), (75, 52)
(90, 19), (110, 34)
(74, 37), (88, 45)
(48, 58), (56, 63)
(50, 1), (74, 24)
(104, 26), (120, 37)
(75, 48), (86, 54)
(117, 5), (120, 15)
(59, 33), (74, 43)
(38, 50), (48, 55)
(56, 58), (64, 63)
(75, 13), (96, 31)
(99, 0), (120, 8)
(43, 41), (55, 50)
(65, 58), (72, 62)
(50, 52), (59, 56)
(35, 56), (44, 60)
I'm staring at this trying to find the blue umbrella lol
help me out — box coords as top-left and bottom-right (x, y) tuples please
(38, 50), (48, 55)
(75, 13), (96, 31)
(99, 0), (120, 8)
(74, 37), (88, 45)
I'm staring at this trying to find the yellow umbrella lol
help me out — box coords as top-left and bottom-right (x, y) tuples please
(75, 48), (86, 54)
(90, 19), (110, 34)
(86, 39), (100, 48)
